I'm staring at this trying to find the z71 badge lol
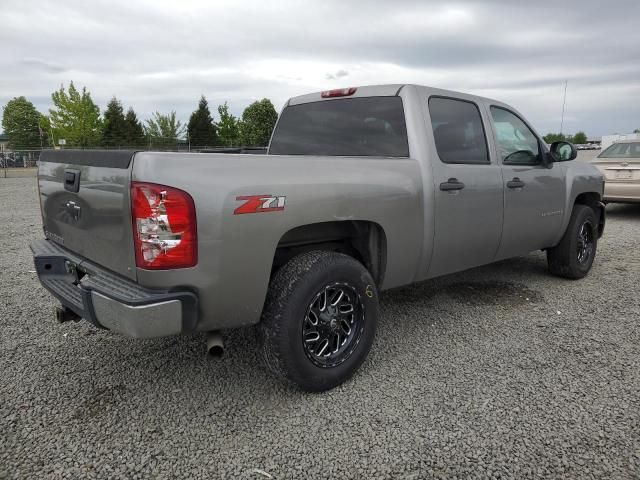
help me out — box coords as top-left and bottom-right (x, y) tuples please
(234, 195), (286, 215)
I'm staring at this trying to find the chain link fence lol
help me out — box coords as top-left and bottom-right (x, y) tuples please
(1, 150), (40, 178)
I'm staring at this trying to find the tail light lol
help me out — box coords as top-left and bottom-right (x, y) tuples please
(131, 182), (197, 269)
(321, 87), (357, 98)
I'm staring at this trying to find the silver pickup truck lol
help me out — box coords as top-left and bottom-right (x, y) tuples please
(31, 84), (605, 391)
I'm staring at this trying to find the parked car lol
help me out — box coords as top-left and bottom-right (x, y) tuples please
(591, 140), (640, 203)
(30, 84), (605, 391)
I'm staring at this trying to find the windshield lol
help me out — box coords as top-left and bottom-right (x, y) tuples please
(269, 97), (409, 157)
(598, 142), (640, 158)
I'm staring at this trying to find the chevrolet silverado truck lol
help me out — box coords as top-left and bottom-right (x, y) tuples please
(31, 84), (605, 391)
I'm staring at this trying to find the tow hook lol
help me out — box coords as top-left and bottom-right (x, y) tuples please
(55, 306), (81, 323)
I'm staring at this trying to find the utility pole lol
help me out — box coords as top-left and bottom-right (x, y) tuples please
(560, 80), (568, 135)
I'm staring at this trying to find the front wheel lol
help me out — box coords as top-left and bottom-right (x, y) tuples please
(259, 251), (378, 391)
(547, 204), (598, 279)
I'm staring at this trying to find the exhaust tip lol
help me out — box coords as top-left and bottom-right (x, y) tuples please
(55, 306), (80, 323)
(208, 344), (224, 357)
(206, 331), (224, 358)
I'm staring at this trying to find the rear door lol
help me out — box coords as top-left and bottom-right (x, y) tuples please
(488, 106), (566, 260)
(37, 150), (137, 280)
(426, 96), (504, 278)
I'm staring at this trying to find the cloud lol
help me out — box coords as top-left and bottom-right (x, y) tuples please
(0, 0), (639, 135)
(325, 69), (349, 80)
(20, 58), (67, 74)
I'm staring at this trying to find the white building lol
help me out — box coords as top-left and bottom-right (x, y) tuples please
(601, 133), (640, 150)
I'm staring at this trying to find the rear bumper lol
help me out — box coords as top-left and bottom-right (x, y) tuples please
(30, 239), (198, 338)
(604, 182), (640, 203)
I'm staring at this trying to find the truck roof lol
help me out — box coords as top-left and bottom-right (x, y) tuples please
(286, 84), (502, 107)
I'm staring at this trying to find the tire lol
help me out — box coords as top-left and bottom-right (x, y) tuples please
(258, 251), (378, 392)
(547, 204), (598, 279)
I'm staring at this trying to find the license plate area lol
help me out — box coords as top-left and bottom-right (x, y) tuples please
(615, 170), (633, 179)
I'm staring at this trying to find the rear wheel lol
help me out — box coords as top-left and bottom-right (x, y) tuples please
(259, 251), (378, 391)
(547, 204), (598, 279)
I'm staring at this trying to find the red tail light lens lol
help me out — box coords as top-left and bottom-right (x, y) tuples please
(131, 182), (197, 269)
(321, 87), (357, 98)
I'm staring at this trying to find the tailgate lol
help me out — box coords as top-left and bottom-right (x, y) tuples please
(37, 150), (137, 280)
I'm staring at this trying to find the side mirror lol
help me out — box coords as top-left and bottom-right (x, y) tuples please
(550, 141), (577, 162)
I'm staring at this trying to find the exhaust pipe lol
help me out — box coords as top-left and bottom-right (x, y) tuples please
(206, 331), (224, 357)
(55, 306), (80, 323)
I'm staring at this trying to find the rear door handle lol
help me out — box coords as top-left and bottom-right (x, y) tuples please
(439, 178), (465, 191)
(506, 177), (525, 189)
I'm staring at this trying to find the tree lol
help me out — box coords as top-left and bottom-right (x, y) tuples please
(543, 133), (567, 144)
(572, 131), (587, 144)
(1, 96), (43, 149)
(187, 96), (217, 148)
(49, 82), (102, 147)
(633, 128), (640, 134)
(239, 98), (278, 146)
(124, 107), (146, 147)
(144, 111), (185, 149)
(216, 102), (240, 146)
(39, 115), (53, 147)
(102, 97), (128, 147)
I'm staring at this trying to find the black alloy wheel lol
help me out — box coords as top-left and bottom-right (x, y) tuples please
(576, 220), (595, 265)
(302, 282), (364, 368)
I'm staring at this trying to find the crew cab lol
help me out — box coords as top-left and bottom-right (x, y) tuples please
(31, 84), (605, 391)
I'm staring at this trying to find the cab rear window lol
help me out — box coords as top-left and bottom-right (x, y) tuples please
(269, 97), (409, 157)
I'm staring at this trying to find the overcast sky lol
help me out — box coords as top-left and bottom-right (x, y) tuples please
(2, 0), (639, 137)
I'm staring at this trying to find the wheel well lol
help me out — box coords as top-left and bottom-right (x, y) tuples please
(574, 192), (605, 237)
(574, 192), (600, 209)
(272, 221), (387, 286)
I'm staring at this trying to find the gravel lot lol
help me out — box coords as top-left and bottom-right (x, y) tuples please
(1, 176), (639, 479)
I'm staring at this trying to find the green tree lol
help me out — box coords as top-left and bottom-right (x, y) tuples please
(102, 97), (128, 147)
(124, 107), (146, 147)
(572, 131), (587, 144)
(216, 102), (240, 146)
(543, 132), (567, 144)
(187, 96), (217, 148)
(39, 115), (53, 147)
(633, 128), (640, 134)
(144, 111), (185, 149)
(239, 98), (278, 146)
(49, 82), (102, 147)
(1, 96), (44, 149)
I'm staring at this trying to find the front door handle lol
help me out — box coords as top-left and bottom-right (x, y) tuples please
(506, 177), (525, 189)
(440, 178), (465, 191)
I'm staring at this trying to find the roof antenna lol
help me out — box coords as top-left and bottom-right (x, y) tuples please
(560, 80), (568, 135)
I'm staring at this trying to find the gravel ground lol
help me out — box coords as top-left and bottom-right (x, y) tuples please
(1, 176), (639, 479)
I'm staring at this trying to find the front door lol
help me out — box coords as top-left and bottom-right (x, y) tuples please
(488, 106), (566, 260)
(426, 96), (504, 278)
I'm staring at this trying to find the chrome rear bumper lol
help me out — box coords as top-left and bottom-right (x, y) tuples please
(30, 239), (198, 338)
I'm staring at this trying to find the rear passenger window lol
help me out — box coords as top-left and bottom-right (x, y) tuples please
(428, 97), (489, 164)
